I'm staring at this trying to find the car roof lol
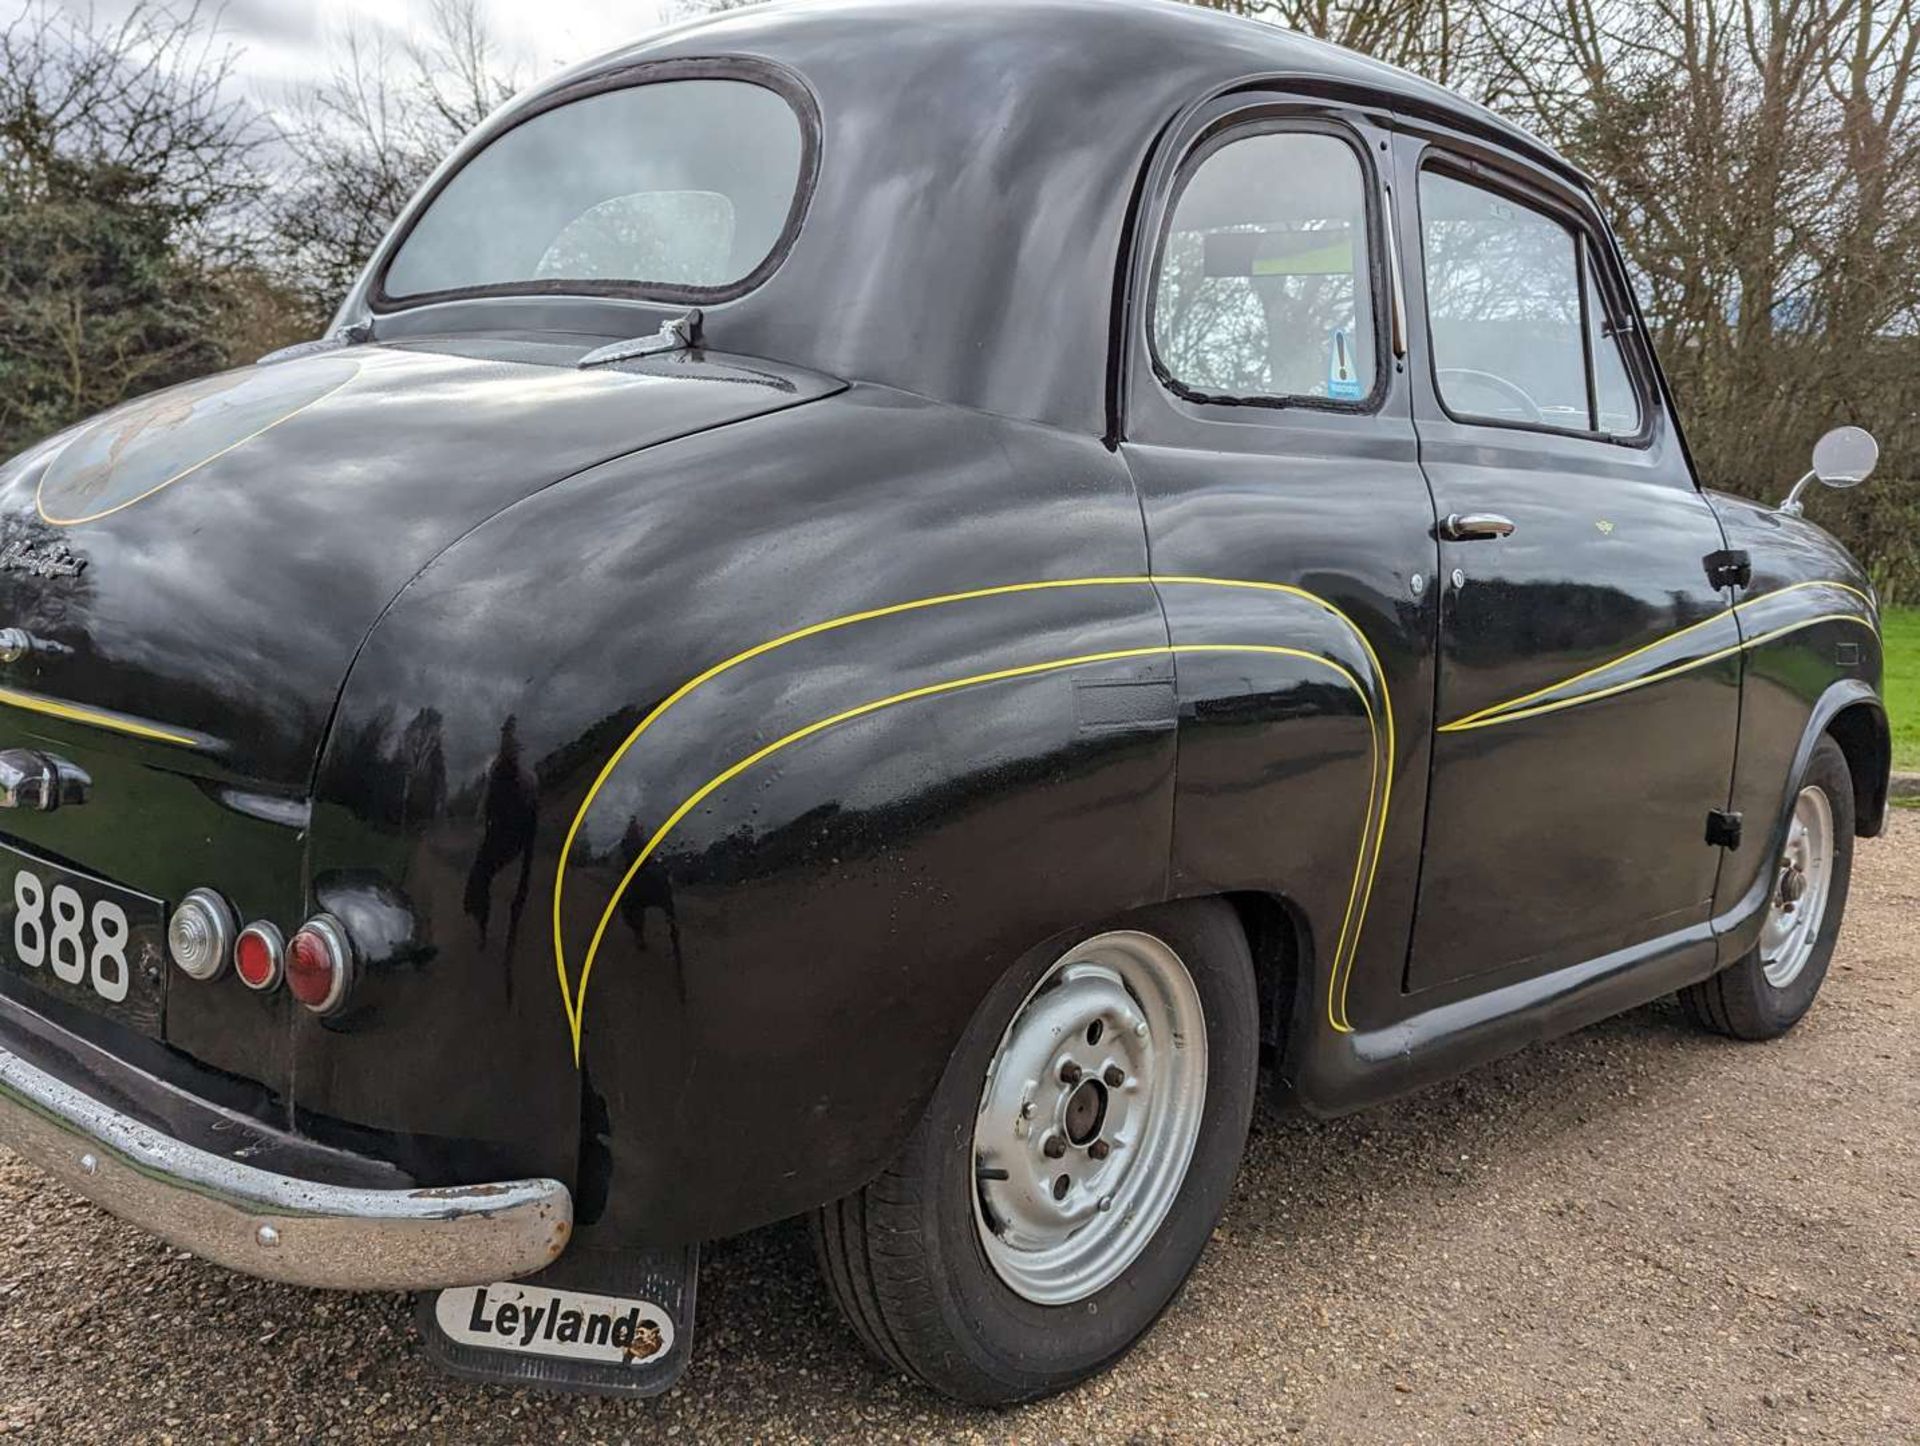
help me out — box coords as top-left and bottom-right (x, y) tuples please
(578, 0), (1563, 173)
(352, 0), (1586, 436)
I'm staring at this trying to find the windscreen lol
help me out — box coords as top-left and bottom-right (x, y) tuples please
(383, 79), (805, 301)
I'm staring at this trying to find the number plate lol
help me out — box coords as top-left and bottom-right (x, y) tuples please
(0, 841), (165, 1034)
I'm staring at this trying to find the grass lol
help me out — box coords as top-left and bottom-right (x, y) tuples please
(1887, 607), (1920, 773)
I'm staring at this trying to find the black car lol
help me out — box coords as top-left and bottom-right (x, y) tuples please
(0, 0), (1890, 1406)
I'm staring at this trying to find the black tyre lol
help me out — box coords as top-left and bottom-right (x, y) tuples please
(810, 899), (1258, 1405)
(1682, 733), (1855, 1041)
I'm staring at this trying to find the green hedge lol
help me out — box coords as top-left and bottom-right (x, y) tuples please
(1884, 609), (1919, 773)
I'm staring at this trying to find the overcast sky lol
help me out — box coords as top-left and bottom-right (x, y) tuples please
(37, 0), (685, 97)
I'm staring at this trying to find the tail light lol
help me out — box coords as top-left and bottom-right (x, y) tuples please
(167, 889), (235, 981)
(287, 915), (354, 1016)
(234, 922), (285, 992)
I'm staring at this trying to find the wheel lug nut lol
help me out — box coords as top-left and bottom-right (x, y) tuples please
(1097, 1194), (1113, 1212)
(1059, 1060), (1083, 1085)
(1089, 1139), (1111, 1161)
(1019, 1100), (1035, 1119)
(1043, 1134), (1066, 1159)
(1133, 1021), (1148, 1037)
(1104, 1065), (1125, 1088)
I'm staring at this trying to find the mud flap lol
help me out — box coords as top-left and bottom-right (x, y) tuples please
(416, 1243), (698, 1398)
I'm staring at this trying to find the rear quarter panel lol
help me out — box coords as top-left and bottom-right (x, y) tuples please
(309, 385), (1182, 1243)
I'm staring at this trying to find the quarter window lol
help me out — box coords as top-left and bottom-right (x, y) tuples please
(1587, 266), (1642, 433)
(1419, 169), (1641, 435)
(1153, 131), (1378, 405)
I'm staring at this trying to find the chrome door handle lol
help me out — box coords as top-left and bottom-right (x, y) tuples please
(1440, 513), (1517, 541)
(0, 749), (90, 811)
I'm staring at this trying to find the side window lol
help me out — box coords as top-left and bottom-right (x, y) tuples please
(1419, 168), (1641, 436)
(1152, 130), (1378, 405)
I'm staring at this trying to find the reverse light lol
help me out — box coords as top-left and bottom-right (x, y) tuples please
(167, 889), (235, 981)
(234, 922), (285, 992)
(287, 915), (354, 1016)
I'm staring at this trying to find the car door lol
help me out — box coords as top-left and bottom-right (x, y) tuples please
(1120, 98), (1441, 1036)
(1394, 136), (1742, 991)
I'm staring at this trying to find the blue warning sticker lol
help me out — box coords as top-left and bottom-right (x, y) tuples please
(1327, 328), (1363, 401)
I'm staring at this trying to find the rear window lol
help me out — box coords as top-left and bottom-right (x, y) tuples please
(381, 77), (807, 304)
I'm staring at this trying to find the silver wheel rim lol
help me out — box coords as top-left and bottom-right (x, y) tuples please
(1760, 785), (1835, 989)
(971, 930), (1207, 1306)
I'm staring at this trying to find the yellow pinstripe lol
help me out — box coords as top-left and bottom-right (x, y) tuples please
(552, 576), (1395, 1062)
(1441, 581), (1878, 733)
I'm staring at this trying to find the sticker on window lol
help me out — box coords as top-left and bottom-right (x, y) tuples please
(1327, 329), (1363, 401)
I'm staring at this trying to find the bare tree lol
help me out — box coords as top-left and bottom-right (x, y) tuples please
(272, 0), (520, 313)
(1464, 0), (1920, 595)
(1190, 0), (1491, 85)
(0, 1), (263, 242)
(0, 1), (290, 453)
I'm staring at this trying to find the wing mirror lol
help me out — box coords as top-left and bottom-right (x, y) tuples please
(1780, 426), (1878, 516)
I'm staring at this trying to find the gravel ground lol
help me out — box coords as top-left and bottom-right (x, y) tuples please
(1, 814), (1915, 1444)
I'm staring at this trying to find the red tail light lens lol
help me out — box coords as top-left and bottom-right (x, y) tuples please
(287, 915), (353, 1016)
(234, 922), (284, 992)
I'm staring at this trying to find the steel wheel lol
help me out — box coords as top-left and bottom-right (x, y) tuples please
(1760, 784), (1835, 990)
(970, 930), (1208, 1306)
(813, 899), (1257, 1404)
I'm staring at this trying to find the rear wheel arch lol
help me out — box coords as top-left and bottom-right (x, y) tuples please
(1220, 890), (1308, 1065)
(929, 890), (1297, 1082)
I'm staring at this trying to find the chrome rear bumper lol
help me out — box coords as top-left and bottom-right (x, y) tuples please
(0, 1043), (572, 1290)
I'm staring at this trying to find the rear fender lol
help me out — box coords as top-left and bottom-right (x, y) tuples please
(309, 385), (1179, 1244)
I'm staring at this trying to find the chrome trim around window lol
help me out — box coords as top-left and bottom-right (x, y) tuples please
(1384, 183), (1408, 359)
(0, 1045), (572, 1290)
